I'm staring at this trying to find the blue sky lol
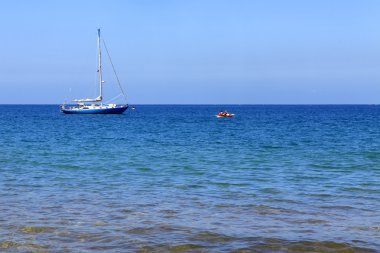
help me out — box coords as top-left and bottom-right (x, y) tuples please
(1, 0), (380, 104)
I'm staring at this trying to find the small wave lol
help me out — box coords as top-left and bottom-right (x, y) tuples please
(137, 244), (205, 253)
(319, 205), (354, 210)
(190, 231), (236, 243)
(342, 187), (380, 193)
(287, 219), (328, 225)
(135, 236), (377, 253)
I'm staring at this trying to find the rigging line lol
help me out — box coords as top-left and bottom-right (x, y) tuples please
(104, 93), (123, 104)
(102, 39), (128, 104)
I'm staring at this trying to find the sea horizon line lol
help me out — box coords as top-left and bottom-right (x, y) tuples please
(0, 103), (379, 106)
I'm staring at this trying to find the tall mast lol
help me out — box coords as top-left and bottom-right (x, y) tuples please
(98, 28), (103, 101)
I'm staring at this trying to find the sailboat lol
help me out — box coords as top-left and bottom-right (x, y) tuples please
(61, 29), (128, 114)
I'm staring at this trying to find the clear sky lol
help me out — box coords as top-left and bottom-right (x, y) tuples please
(1, 0), (380, 104)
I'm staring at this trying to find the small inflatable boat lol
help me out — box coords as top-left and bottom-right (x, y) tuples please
(216, 113), (235, 118)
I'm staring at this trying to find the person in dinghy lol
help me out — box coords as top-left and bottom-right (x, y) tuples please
(217, 111), (235, 118)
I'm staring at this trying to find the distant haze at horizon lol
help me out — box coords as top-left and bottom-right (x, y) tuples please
(1, 0), (380, 104)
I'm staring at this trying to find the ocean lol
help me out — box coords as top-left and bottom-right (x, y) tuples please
(0, 105), (379, 252)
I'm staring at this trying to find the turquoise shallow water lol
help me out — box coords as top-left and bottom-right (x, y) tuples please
(0, 105), (379, 252)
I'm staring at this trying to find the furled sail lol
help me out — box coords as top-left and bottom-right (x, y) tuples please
(72, 95), (102, 103)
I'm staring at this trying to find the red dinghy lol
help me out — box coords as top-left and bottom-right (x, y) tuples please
(216, 111), (235, 118)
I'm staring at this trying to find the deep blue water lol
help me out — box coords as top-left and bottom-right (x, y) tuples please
(0, 105), (379, 252)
